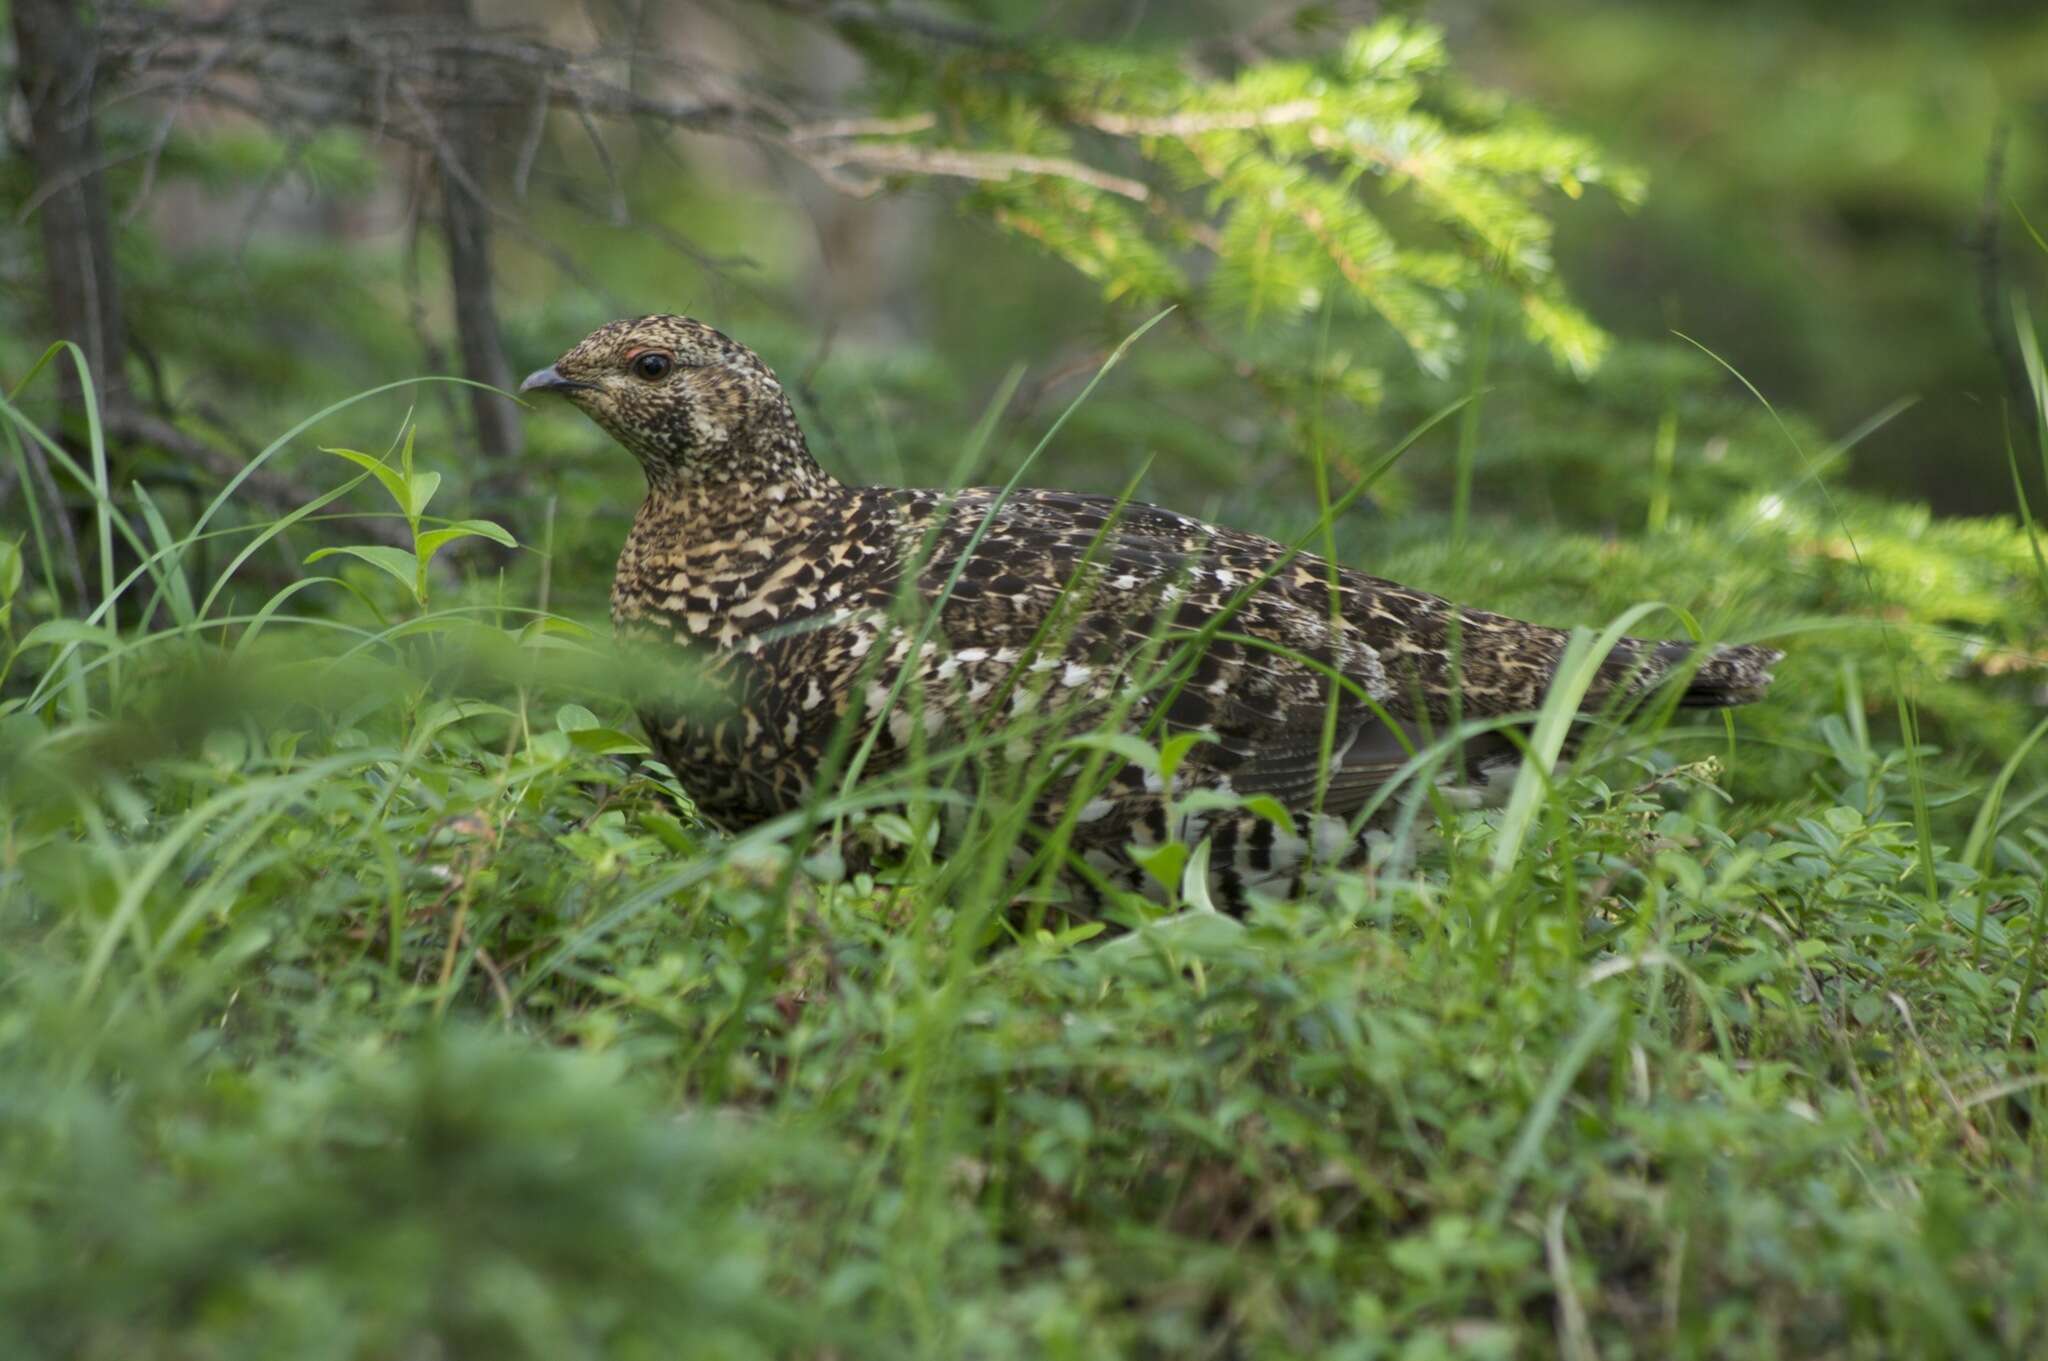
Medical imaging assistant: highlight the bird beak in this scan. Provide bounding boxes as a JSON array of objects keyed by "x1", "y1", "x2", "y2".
[{"x1": 520, "y1": 365, "x2": 591, "y2": 395}]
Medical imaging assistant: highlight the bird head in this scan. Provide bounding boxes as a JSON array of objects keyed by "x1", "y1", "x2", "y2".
[{"x1": 521, "y1": 314, "x2": 822, "y2": 494}]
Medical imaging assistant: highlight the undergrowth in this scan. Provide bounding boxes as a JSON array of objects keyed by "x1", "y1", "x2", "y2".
[{"x1": 3, "y1": 329, "x2": 2048, "y2": 1359}]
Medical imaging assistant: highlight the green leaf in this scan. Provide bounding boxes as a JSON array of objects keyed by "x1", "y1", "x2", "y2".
[
  {"x1": 1061, "y1": 731, "x2": 1162, "y2": 774},
  {"x1": 448, "y1": 517, "x2": 515, "y2": 547},
  {"x1": 525, "y1": 729, "x2": 574, "y2": 766},
  {"x1": 17, "y1": 618, "x2": 123, "y2": 651},
  {"x1": 1948, "y1": 895, "x2": 2011, "y2": 949},
  {"x1": 518, "y1": 617, "x2": 596, "y2": 644},
  {"x1": 416, "y1": 518, "x2": 518, "y2": 568},
  {"x1": 415, "y1": 697, "x2": 517, "y2": 741},
  {"x1": 1046, "y1": 920, "x2": 1108, "y2": 948},
  {"x1": 1180, "y1": 837, "x2": 1218, "y2": 913},
  {"x1": 305, "y1": 545, "x2": 421, "y2": 601},
  {"x1": 566, "y1": 728, "x2": 652, "y2": 757},
  {"x1": 1133, "y1": 839, "x2": 1190, "y2": 892},
  {"x1": 557, "y1": 703, "x2": 603, "y2": 732},
  {"x1": 1242, "y1": 794, "x2": 1296, "y2": 830},
  {"x1": 1157, "y1": 731, "x2": 1210, "y2": 782},
  {"x1": 1173, "y1": 788, "x2": 1294, "y2": 833},
  {"x1": 317, "y1": 447, "x2": 411, "y2": 515},
  {"x1": 1823, "y1": 805, "x2": 1865, "y2": 837},
  {"x1": 0, "y1": 537, "x2": 23, "y2": 603},
  {"x1": 407, "y1": 471, "x2": 442, "y2": 519},
  {"x1": 555, "y1": 705, "x2": 649, "y2": 754}
]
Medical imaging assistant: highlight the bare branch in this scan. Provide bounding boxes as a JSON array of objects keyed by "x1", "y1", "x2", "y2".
[
  {"x1": 799, "y1": 142, "x2": 1152, "y2": 201},
  {"x1": 119, "y1": 42, "x2": 230, "y2": 226},
  {"x1": 759, "y1": 1, "x2": 1006, "y2": 50},
  {"x1": 569, "y1": 84, "x2": 629, "y2": 225},
  {"x1": 512, "y1": 67, "x2": 552, "y2": 202},
  {"x1": 1079, "y1": 99, "x2": 1322, "y2": 137},
  {"x1": 88, "y1": 4, "x2": 1155, "y2": 213},
  {"x1": 789, "y1": 113, "x2": 939, "y2": 142}
]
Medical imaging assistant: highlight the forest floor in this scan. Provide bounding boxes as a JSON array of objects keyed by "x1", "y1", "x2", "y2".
[{"x1": 4, "y1": 369, "x2": 2048, "y2": 1360}]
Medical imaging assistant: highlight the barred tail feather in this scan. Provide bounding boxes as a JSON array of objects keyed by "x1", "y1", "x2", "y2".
[{"x1": 1643, "y1": 640, "x2": 1784, "y2": 709}]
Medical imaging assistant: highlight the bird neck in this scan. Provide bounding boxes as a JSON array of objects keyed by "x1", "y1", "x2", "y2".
[
  {"x1": 635, "y1": 404, "x2": 845, "y2": 555},
  {"x1": 640, "y1": 393, "x2": 843, "y2": 518}
]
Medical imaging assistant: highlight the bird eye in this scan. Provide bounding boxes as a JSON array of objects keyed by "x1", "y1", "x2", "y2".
[{"x1": 631, "y1": 352, "x2": 673, "y2": 381}]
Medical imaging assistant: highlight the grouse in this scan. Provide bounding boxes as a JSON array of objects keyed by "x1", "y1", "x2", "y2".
[{"x1": 522, "y1": 315, "x2": 1780, "y2": 907}]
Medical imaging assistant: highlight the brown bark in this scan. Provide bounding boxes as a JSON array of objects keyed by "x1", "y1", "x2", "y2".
[
  {"x1": 440, "y1": 121, "x2": 524, "y2": 462},
  {"x1": 387, "y1": 0, "x2": 523, "y2": 462},
  {"x1": 11, "y1": 0, "x2": 129, "y2": 401}
]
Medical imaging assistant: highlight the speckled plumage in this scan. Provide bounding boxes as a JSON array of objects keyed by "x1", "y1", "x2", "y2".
[{"x1": 523, "y1": 315, "x2": 1781, "y2": 907}]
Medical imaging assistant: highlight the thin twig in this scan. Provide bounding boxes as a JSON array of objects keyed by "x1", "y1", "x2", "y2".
[
  {"x1": 1079, "y1": 99, "x2": 1321, "y2": 136},
  {"x1": 799, "y1": 141, "x2": 1151, "y2": 201}
]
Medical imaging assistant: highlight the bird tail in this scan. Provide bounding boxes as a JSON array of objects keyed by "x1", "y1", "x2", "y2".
[{"x1": 1636, "y1": 639, "x2": 1783, "y2": 709}]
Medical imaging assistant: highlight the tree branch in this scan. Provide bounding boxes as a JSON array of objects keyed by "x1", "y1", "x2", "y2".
[
  {"x1": 796, "y1": 142, "x2": 1152, "y2": 201},
  {"x1": 1078, "y1": 99, "x2": 1322, "y2": 137}
]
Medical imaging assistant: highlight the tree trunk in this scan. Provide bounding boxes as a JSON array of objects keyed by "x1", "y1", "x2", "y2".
[
  {"x1": 11, "y1": 0, "x2": 129, "y2": 402},
  {"x1": 441, "y1": 135, "x2": 524, "y2": 461},
  {"x1": 421, "y1": 0, "x2": 522, "y2": 463}
]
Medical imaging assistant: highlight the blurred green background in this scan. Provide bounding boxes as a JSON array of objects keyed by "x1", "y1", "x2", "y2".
[{"x1": 1459, "y1": 0, "x2": 2048, "y2": 515}]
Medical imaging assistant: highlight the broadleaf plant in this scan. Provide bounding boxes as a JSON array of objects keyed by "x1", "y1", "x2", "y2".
[{"x1": 308, "y1": 426, "x2": 516, "y2": 607}]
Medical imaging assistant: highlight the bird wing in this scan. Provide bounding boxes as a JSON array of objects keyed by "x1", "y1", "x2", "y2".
[
  {"x1": 898, "y1": 488, "x2": 1490, "y2": 819},
  {"x1": 896, "y1": 487, "x2": 1773, "y2": 822}
]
